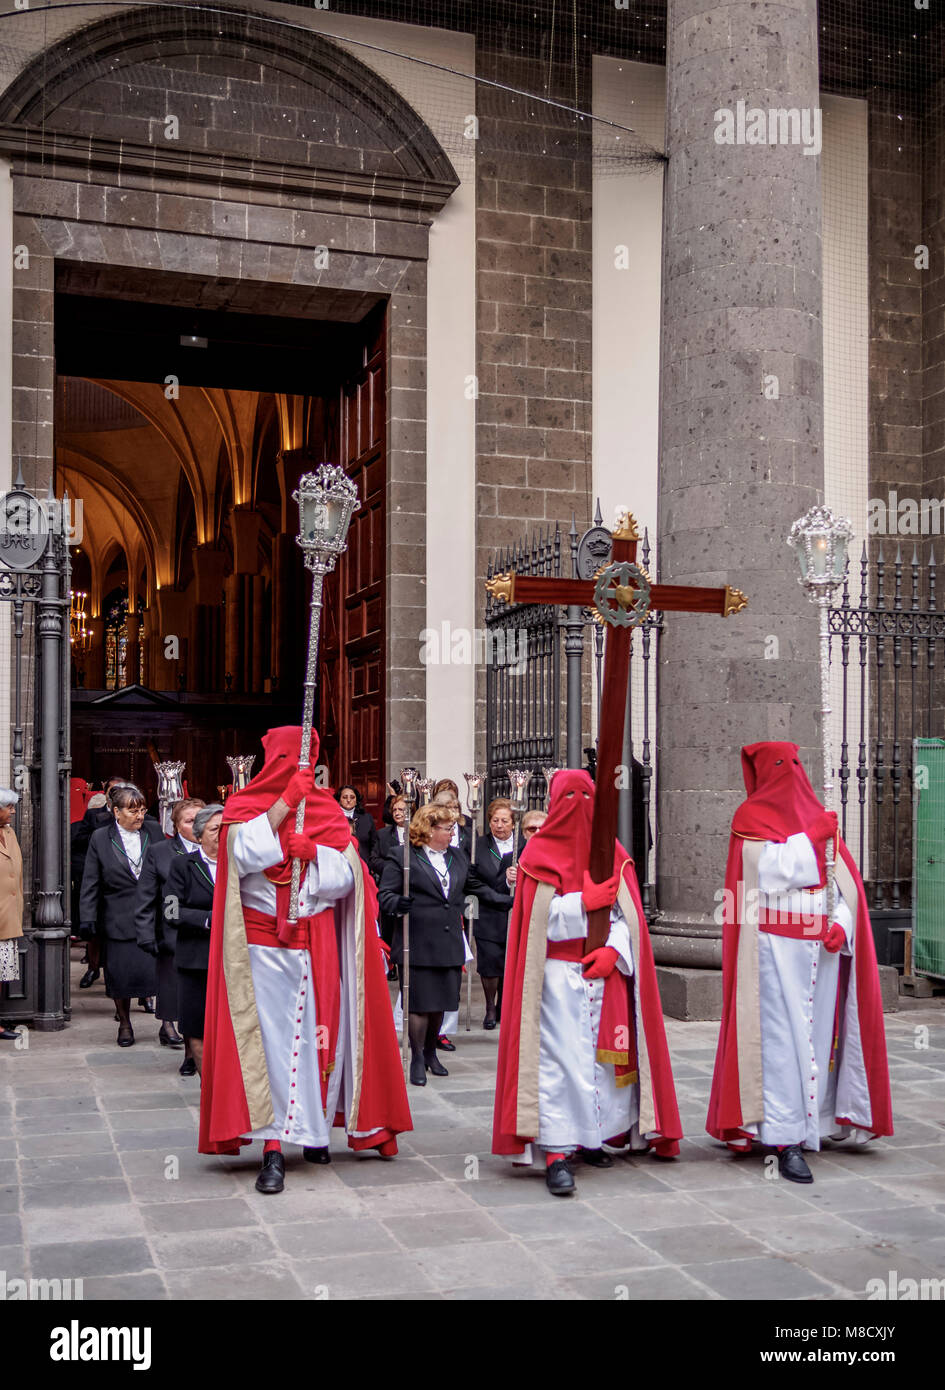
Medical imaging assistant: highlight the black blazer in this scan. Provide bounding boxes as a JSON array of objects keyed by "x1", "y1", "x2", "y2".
[
  {"x1": 472, "y1": 835, "x2": 515, "y2": 944},
  {"x1": 134, "y1": 835, "x2": 193, "y2": 955},
  {"x1": 371, "y1": 824, "x2": 407, "y2": 883},
  {"x1": 343, "y1": 808, "x2": 378, "y2": 863},
  {"x1": 79, "y1": 818, "x2": 165, "y2": 942},
  {"x1": 449, "y1": 821, "x2": 473, "y2": 857},
  {"x1": 378, "y1": 846, "x2": 512, "y2": 969},
  {"x1": 164, "y1": 852, "x2": 216, "y2": 972}
]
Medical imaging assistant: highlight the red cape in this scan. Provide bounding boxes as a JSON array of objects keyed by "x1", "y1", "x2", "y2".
[
  {"x1": 493, "y1": 849, "x2": 682, "y2": 1157},
  {"x1": 707, "y1": 745, "x2": 892, "y2": 1143},
  {"x1": 198, "y1": 728, "x2": 410, "y2": 1156}
]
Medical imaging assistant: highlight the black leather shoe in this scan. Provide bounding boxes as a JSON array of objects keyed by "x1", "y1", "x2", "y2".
[
  {"x1": 78, "y1": 968, "x2": 100, "y2": 989},
  {"x1": 159, "y1": 1023, "x2": 184, "y2": 1048},
  {"x1": 483, "y1": 1016, "x2": 497, "y2": 1030},
  {"x1": 424, "y1": 1050, "x2": 448, "y2": 1077},
  {"x1": 303, "y1": 1146, "x2": 332, "y2": 1164},
  {"x1": 387, "y1": 967, "x2": 399, "y2": 982},
  {"x1": 138, "y1": 997, "x2": 155, "y2": 1014},
  {"x1": 437, "y1": 1035, "x2": 456, "y2": 1052},
  {"x1": 178, "y1": 1057, "x2": 196, "y2": 1076},
  {"x1": 579, "y1": 1147, "x2": 615, "y2": 1168},
  {"x1": 777, "y1": 1145, "x2": 814, "y2": 1184},
  {"x1": 117, "y1": 1023, "x2": 135, "y2": 1047},
  {"x1": 255, "y1": 1151, "x2": 285, "y2": 1194},
  {"x1": 409, "y1": 1053, "x2": 427, "y2": 1086},
  {"x1": 545, "y1": 1158, "x2": 576, "y2": 1196},
  {"x1": 0, "y1": 1027, "x2": 19, "y2": 1041}
]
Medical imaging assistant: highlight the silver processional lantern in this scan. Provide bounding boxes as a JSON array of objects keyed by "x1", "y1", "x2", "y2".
[
  {"x1": 787, "y1": 503, "x2": 853, "y2": 925},
  {"x1": 287, "y1": 465, "x2": 361, "y2": 922},
  {"x1": 155, "y1": 761, "x2": 185, "y2": 837},
  {"x1": 226, "y1": 754, "x2": 255, "y2": 791}
]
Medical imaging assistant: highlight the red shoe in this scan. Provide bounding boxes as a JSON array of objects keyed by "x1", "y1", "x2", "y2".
[{"x1": 437, "y1": 1034, "x2": 456, "y2": 1052}]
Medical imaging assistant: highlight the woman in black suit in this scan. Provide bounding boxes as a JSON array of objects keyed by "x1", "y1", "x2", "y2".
[
  {"x1": 135, "y1": 796, "x2": 206, "y2": 1067},
  {"x1": 471, "y1": 797, "x2": 517, "y2": 1030},
  {"x1": 378, "y1": 803, "x2": 513, "y2": 1086},
  {"x1": 371, "y1": 793, "x2": 408, "y2": 980},
  {"x1": 336, "y1": 784, "x2": 378, "y2": 863},
  {"x1": 165, "y1": 803, "x2": 223, "y2": 1076},
  {"x1": 79, "y1": 784, "x2": 163, "y2": 1047}
]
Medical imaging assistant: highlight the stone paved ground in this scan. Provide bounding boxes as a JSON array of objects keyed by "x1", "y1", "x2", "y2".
[{"x1": 2, "y1": 955, "x2": 944, "y2": 1301}]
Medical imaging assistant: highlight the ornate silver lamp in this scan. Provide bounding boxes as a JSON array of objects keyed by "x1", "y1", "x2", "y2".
[
  {"x1": 226, "y1": 754, "x2": 255, "y2": 792},
  {"x1": 155, "y1": 760, "x2": 185, "y2": 837},
  {"x1": 288, "y1": 465, "x2": 361, "y2": 922},
  {"x1": 787, "y1": 504, "x2": 853, "y2": 922},
  {"x1": 507, "y1": 767, "x2": 533, "y2": 861},
  {"x1": 541, "y1": 765, "x2": 562, "y2": 807},
  {"x1": 415, "y1": 777, "x2": 435, "y2": 807}
]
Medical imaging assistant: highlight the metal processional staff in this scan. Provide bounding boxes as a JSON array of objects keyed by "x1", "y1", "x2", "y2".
[{"x1": 287, "y1": 466, "x2": 361, "y2": 923}]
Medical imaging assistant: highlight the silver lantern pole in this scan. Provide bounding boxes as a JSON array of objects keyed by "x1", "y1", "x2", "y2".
[
  {"x1": 399, "y1": 766, "x2": 419, "y2": 1067},
  {"x1": 156, "y1": 761, "x2": 185, "y2": 838},
  {"x1": 787, "y1": 505, "x2": 853, "y2": 925},
  {"x1": 288, "y1": 466, "x2": 361, "y2": 923},
  {"x1": 462, "y1": 771, "x2": 484, "y2": 1032}
]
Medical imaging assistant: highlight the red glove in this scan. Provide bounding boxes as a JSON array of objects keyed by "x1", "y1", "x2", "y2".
[
  {"x1": 286, "y1": 832, "x2": 317, "y2": 862},
  {"x1": 582, "y1": 870, "x2": 620, "y2": 912},
  {"x1": 823, "y1": 923, "x2": 845, "y2": 953},
  {"x1": 807, "y1": 810, "x2": 838, "y2": 846},
  {"x1": 581, "y1": 945, "x2": 619, "y2": 979},
  {"x1": 283, "y1": 768, "x2": 317, "y2": 811}
]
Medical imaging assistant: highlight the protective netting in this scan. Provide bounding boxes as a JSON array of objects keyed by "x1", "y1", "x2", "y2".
[{"x1": 0, "y1": 0, "x2": 668, "y2": 175}]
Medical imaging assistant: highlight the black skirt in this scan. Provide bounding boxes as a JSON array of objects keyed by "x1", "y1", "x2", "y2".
[
  {"x1": 407, "y1": 965, "x2": 461, "y2": 1014},
  {"x1": 155, "y1": 952, "x2": 178, "y2": 1021},
  {"x1": 102, "y1": 938, "x2": 157, "y2": 1000},
  {"x1": 474, "y1": 935, "x2": 506, "y2": 979},
  {"x1": 177, "y1": 967, "x2": 209, "y2": 1039}
]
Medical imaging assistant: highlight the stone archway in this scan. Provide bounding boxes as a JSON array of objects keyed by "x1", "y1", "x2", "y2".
[{"x1": 0, "y1": 4, "x2": 459, "y2": 797}]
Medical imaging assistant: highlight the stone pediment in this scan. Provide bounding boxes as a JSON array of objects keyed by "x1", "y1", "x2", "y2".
[
  {"x1": 89, "y1": 684, "x2": 180, "y2": 708},
  {"x1": 0, "y1": 5, "x2": 458, "y2": 220}
]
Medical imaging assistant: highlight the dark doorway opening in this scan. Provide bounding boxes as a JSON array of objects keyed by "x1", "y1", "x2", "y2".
[{"x1": 56, "y1": 272, "x2": 388, "y2": 818}]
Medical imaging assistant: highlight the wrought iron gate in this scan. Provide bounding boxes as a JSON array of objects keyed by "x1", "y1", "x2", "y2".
[
  {"x1": 829, "y1": 540, "x2": 945, "y2": 918},
  {"x1": 0, "y1": 475, "x2": 72, "y2": 1030}
]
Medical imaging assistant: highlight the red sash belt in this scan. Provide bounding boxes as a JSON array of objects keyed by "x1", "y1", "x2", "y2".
[
  {"x1": 546, "y1": 937, "x2": 586, "y2": 962},
  {"x1": 758, "y1": 910, "x2": 828, "y2": 941},
  {"x1": 544, "y1": 936, "x2": 637, "y2": 1084},
  {"x1": 242, "y1": 906, "x2": 316, "y2": 950},
  {"x1": 241, "y1": 905, "x2": 341, "y2": 1107}
]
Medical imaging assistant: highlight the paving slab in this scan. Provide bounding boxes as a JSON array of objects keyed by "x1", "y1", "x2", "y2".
[{"x1": 1, "y1": 967, "x2": 943, "y2": 1300}]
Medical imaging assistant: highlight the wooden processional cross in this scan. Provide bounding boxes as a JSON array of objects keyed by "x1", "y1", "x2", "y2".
[{"x1": 485, "y1": 508, "x2": 748, "y2": 951}]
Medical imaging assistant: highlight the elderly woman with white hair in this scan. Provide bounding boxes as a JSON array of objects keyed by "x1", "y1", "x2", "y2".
[
  {"x1": 164, "y1": 803, "x2": 224, "y2": 1075},
  {"x1": 0, "y1": 788, "x2": 23, "y2": 1040}
]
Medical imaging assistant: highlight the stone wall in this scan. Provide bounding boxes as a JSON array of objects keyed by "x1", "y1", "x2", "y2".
[{"x1": 473, "y1": 50, "x2": 594, "y2": 761}]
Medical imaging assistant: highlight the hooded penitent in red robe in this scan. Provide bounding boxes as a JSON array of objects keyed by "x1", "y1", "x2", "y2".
[
  {"x1": 198, "y1": 726, "x2": 411, "y2": 1156},
  {"x1": 493, "y1": 769, "x2": 681, "y2": 1157},
  {"x1": 706, "y1": 741, "x2": 892, "y2": 1144}
]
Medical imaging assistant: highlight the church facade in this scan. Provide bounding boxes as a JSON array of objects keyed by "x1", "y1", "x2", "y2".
[{"x1": 0, "y1": 0, "x2": 938, "y2": 1012}]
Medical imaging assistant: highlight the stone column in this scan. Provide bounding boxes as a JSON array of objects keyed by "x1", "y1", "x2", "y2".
[{"x1": 655, "y1": 0, "x2": 825, "y2": 1014}]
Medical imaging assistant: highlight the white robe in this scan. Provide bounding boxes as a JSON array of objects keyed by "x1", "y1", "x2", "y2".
[
  {"x1": 228, "y1": 812, "x2": 354, "y2": 1148},
  {"x1": 528, "y1": 893, "x2": 639, "y2": 1155},
  {"x1": 746, "y1": 831, "x2": 859, "y2": 1150}
]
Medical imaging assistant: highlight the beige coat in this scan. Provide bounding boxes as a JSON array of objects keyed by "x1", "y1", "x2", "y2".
[{"x1": 0, "y1": 827, "x2": 24, "y2": 940}]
